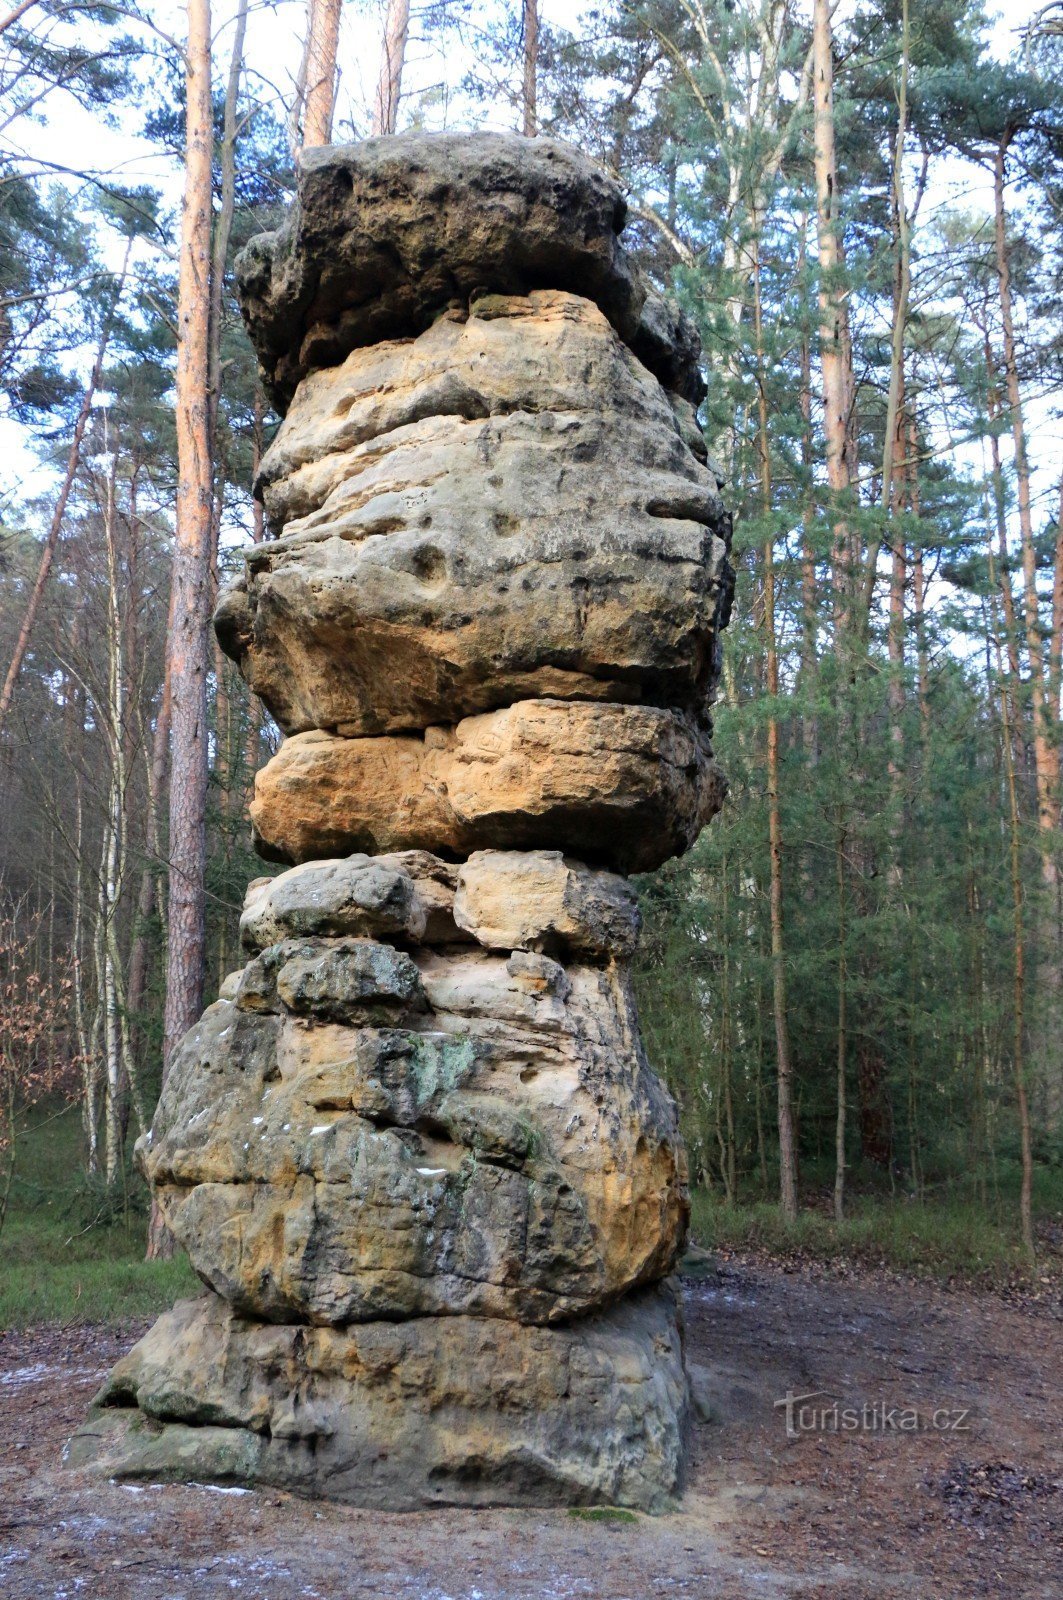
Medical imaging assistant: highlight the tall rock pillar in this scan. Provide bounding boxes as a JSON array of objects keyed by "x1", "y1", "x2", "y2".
[{"x1": 70, "y1": 134, "x2": 733, "y2": 1511}]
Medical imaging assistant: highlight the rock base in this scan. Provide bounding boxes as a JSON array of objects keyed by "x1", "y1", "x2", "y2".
[{"x1": 68, "y1": 1284, "x2": 691, "y2": 1512}]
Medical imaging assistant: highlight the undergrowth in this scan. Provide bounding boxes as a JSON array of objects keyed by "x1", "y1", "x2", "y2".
[{"x1": 0, "y1": 1104, "x2": 198, "y2": 1329}]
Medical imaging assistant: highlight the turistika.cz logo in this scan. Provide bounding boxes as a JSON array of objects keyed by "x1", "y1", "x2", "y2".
[{"x1": 774, "y1": 1389, "x2": 973, "y2": 1439}]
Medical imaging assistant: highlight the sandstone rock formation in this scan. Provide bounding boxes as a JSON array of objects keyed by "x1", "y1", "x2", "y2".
[
  {"x1": 215, "y1": 291, "x2": 731, "y2": 738},
  {"x1": 70, "y1": 1282, "x2": 690, "y2": 1512},
  {"x1": 71, "y1": 132, "x2": 732, "y2": 1512},
  {"x1": 235, "y1": 132, "x2": 705, "y2": 411},
  {"x1": 249, "y1": 701, "x2": 727, "y2": 872}
]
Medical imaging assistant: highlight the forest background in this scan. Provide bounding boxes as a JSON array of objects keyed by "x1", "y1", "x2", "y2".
[{"x1": 1, "y1": 0, "x2": 1062, "y2": 1326}]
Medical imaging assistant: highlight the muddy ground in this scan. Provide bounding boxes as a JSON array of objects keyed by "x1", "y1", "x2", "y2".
[{"x1": 1, "y1": 1257, "x2": 1059, "y2": 1599}]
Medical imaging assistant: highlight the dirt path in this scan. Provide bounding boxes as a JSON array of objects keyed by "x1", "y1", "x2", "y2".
[{"x1": 1, "y1": 1260, "x2": 1059, "y2": 1599}]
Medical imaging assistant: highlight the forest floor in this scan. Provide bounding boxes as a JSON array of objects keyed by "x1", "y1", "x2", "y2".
[{"x1": 1, "y1": 1253, "x2": 1060, "y2": 1600}]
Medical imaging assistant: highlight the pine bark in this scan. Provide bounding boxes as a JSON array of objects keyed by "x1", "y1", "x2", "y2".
[
  {"x1": 301, "y1": 0, "x2": 341, "y2": 148},
  {"x1": 522, "y1": 0, "x2": 538, "y2": 137},
  {"x1": 372, "y1": 0, "x2": 410, "y2": 137},
  {"x1": 155, "y1": 0, "x2": 214, "y2": 1260},
  {"x1": 754, "y1": 236, "x2": 797, "y2": 1222},
  {"x1": 994, "y1": 138, "x2": 1063, "y2": 1131},
  {"x1": 812, "y1": 0, "x2": 855, "y2": 629}
]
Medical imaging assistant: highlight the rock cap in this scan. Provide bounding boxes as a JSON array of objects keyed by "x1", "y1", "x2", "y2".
[{"x1": 236, "y1": 131, "x2": 705, "y2": 411}]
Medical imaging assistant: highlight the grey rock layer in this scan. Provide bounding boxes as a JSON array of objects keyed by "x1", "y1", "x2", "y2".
[
  {"x1": 140, "y1": 937, "x2": 688, "y2": 1326},
  {"x1": 69, "y1": 1284, "x2": 690, "y2": 1511},
  {"x1": 240, "y1": 856, "x2": 428, "y2": 951},
  {"x1": 235, "y1": 132, "x2": 704, "y2": 411},
  {"x1": 453, "y1": 849, "x2": 641, "y2": 960}
]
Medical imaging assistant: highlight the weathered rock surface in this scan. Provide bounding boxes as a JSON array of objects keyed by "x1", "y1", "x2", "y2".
[
  {"x1": 71, "y1": 1283, "x2": 690, "y2": 1511},
  {"x1": 215, "y1": 293, "x2": 731, "y2": 738},
  {"x1": 233, "y1": 936, "x2": 426, "y2": 1024},
  {"x1": 250, "y1": 699, "x2": 727, "y2": 873},
  {"x1": 376, "y1": 850, "x2": 469, "y2": 944},
  {"x1": 235, "y1": 131, "x2": 704, "y2": 412},
  {"x1": 140, "y1": 936, "x2": 687, "y2": 1325},
  {"x1": 240, "y1": 856, "x2": 426, "y2": 950},
  {"x1": 454, "y1": 850, "x2": 641, "y2": 960}
]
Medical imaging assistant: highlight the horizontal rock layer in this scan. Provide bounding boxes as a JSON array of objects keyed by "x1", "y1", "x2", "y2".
[
  {"x1": 215, "y1": 293, "x2": 731, "y2": 739},
  {"x1": 250, "y1": 699, "x2": 727, "y2": 874},
  {"x1": 70, "y1": 1284, "x2": 690, "y2": 1511},
  {"x1": 240, "y1": 848, "x2": 639, "y2": 963},
  {"x1": 143, "y1": 929, "x2": 687, "y2": 1326},
  {"x1": 453, "y1": 850, "x2": 641, "y2": 960},
  {"x1": 236, "y1": 132, "x2": 703, "y2": 412}
]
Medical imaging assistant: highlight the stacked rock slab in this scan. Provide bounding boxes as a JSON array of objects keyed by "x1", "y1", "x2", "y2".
[{"x1": 70, "y1": 133, "x2": 733, "y2": 1511}]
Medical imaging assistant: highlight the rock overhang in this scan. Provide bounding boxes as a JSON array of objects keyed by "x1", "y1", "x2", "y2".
[{"x1": 236, "y1": 130, "x2": 706, "y2": 413}]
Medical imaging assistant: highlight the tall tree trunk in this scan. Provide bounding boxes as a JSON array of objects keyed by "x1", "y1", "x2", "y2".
[
  {"x1": 994, "y1": 142, "x2": 1060, "y2": 844},
  {"x1": 72, "y1": 790, "x2": 101, "y2": 1176},
  {"x1": 522, "y1": 0, "x2": 538, "y2": 136},
  {"x1": 127, "y1": 592, "x2": 173, "y2": 1095},
  {"x1": 207, "y1": 0, "x2": 247, "y2": 488},
  {"x1": 994, "y1": 137, "x2": 1062, "y2": 1131},
  {"x1": 883, "y1": 0, "x2": 911, "y2": 869},
  {"x1": 1049, "y1": 469, "x2": 1063, "y2": 722},
  {"x1": 753, "y1": 236, "x2": 797, "y2": 1222},
  {"x1": 984, "y1": 356, "x2": 1025, "y2": 691},
  {"x1": 907, "y1": 418, "x2": 931, "y2": 743},
  {"x1": 812, "y1": 0, "x2": 855, "y2": 633},
  {"x1": 796, "y1": 216, "x2": 818, "y2": 754},
  {"x1": 372, "y1": 0, "x2": 410, "y2": 137},
  {"x1": 986, "y1": 541, "x2": 1036, "y2": 1259},
  {"x1": 813, "y1": 0, "x2": 891, "y2": 1165},
  {"x1": 301, "y1": 0, "x2": 341, "y2": 148},
  {"x1": 100, "y1": 444, "x2": 135, "y2": 1181},
  {"x1": 154, "y1": 0, "x2": 214, "y2": 1258},
  {"x1": 880, "y1": 0, "x2": 910, "y2": 516}
]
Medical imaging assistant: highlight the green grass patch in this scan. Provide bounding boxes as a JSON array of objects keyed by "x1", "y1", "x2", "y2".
[
  {"x1": 690, "y1": 1170, "x2": 1063, "y2": 1282},
  {"x1": 568, "y1": 1507, "x2": 638, "y2": 1524},
  {"x1": 0, "y1": 1103, "x2": 198, "y2": 1329}
]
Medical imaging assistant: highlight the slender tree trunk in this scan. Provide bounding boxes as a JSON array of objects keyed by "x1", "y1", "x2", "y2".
[
  {"x1": 154, "y1": 0, "x2": 214, "y2": 1258},
  {"x1": 522, "y1": 0, "x2": 538, "y2": 136},
  {"x1": 73, "y1": 790, "x2": 101, "y2": 1177},
  {"x1": 126, "y1": 656, "x2": 170, "y2": 1034},
  {"x1": 967, "y1": 849, "x2": 989, "y2": 1208},
  {"x1": 100, "y1": 446, "x2": 130, "y2": 1183},
  {"x1": 301, "y1": 0, "x2": 341, "y2": 148},
  {"x1": 371, "y1": 0, "x2": 410, "y2": 137},
  {"x1": 207, "y1": 0, "x2": 247, "y2": 489},
  {"x1": 984, "y1": 360, "x2": 1025, "y2": 691},
  {"x1": 1049, "y1": 470, "x2": 1063, "y2": 722},
  {"x1": 812, "y1": 0, "x2": 855, "y2": 631},
  {"x1": 994, "y1": 143, "x2": 1060, "y2": 843},
  {"x1": 994, "y1": 138, "x2": 1062, "y2": 1131},
  {"x1": 908, "y1": 419, "x2": 931, "y2": 742},
  {"x1": 0, "y1": 314, "x2": 115, "y2": 736},
  {"x1": 883, "y1": 0, "x2": 911, "y2": 870},
  {"x1": 835, "y1": 813, "x2": 847, "y2": 1221},
  {"x1": 796, "y1": 213, "x2": 819, "y2": 760},
  {"x1": 986, "y1": 505, "x2": 1036, "y2": 1256},
  {"x1": 753, "y1": 237, "x2": 797, "y2": 1223}
]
